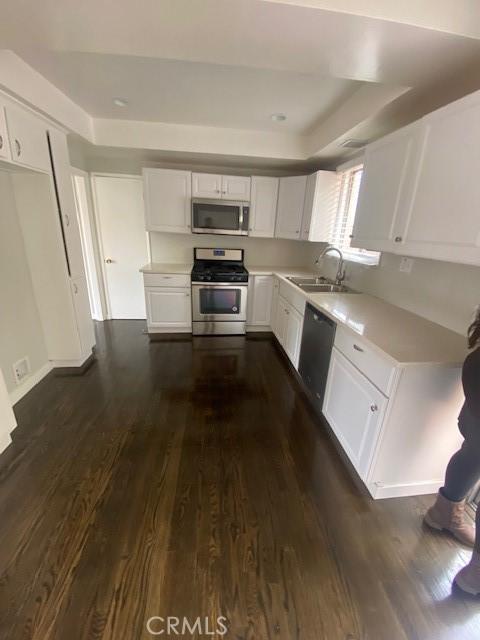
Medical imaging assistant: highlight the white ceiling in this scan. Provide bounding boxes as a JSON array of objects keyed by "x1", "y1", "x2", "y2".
[
  {"x1": 2, "y1": 0, "x2": 480, "y2": 165},
  {"x1": 14, "y1": 51, "x2": 360, "y2": 134}
]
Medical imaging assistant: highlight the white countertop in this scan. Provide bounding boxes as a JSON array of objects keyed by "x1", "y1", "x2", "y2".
[
  {"x1": 247, "y1": 267, "x2": 466, "y2": 366},
  {"x1": 140, "y1": 262, "x2": 192, "y2": 274},
  {"x1": 303, "y1": 291, "x2": 467, "y2": 366},
  {"x1": 141, "y1": 262, "x2": 467, "y2": 365}
]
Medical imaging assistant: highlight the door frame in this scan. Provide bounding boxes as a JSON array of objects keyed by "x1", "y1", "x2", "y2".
[
  {"x1": 71, "y1": 168, "x2": 107, "y2": 320},
  {"x1": 90, "y1": 173, "x2": 150, "y2": 320}
]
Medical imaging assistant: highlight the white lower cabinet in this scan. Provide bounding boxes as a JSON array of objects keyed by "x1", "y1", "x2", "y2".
[
  {"x1": 323, "y1": 348, "x2": 388, "y2": 478},
  {"x1": 145, "y1": 282, "x2": 192, "y2": 332},
  {"x1": 321, "y1": 329, "x2": 464, "y2": 499},
  {"x1": 247, "y1": 275, "x2": 273, "y2": 327}
]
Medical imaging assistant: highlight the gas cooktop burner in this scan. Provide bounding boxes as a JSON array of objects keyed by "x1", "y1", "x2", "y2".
[{"x1": 191, "y1": 248, "x2": 249, "y2": 283}]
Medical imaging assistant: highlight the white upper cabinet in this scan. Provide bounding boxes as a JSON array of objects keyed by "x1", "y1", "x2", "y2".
[
  {"x1": 221, "y1": 175, "x2": 251, "y2": 201},
  {"x1": 247, "y1": 275, "x2": 274, "y2": 326},
  {"x1": 48, "y1": 128, "x2": 86, "y2": 279},
  {"x1": 352, "y1": 88, "x2": 480, "y2": 266},
  {"x1": 351, "y1": 122, "x2": 420, "y2": 253},
  {"x1": 0, "y1": 102, "x2": 10, "y2": 161},
  {"x1": 249, "y1": 176, "x2": 279, "y2": 237},
  {"x1": 192, "y1": 172, "x2": 223, "y2": 199},
  {"x1": 275, "y1": 175, "x2": 307, "y2": 240},
  {"x1": 4, "y1": 104, "x2": 50, "y2": 172},
  {"x1": 398, "y1": 92, "x2": 480, "y2": 265},
  {"x1": 301, "y1": 170, "x2": 341, "y2": 242},
  {"x1": 143, "y1": 168, "x2": 192, "y2": 234},
  {"x1": 192, "y1": 173, "x2": 250, "y2": 201}
]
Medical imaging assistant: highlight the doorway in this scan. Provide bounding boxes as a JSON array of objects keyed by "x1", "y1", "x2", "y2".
[{"x1": 91, "y1": 175, "x2": 149, "y2": 320}]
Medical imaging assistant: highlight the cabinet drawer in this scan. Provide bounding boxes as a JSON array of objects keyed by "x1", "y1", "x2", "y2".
[
  {"x1": 279, "y1": 279, "x2": 306, "y2": 315},
  {"x1": 334, "y1": 327, "x2": 396, "y2": 395},
  {"x1": 143, "y1": 273, "x2": 190, "y2": 288}
]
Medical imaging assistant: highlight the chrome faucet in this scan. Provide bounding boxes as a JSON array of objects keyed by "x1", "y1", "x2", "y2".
[{"x1": 315, "y1": 245, "x2": 346, "y2": 286}]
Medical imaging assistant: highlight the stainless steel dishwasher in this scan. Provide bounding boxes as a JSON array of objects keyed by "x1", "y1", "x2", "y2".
[{"x1": 298, "y1": 303, "x2": 336, "y2": 415}]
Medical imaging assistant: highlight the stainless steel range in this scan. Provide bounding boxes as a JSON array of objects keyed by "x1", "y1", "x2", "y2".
[{"x1": 191, "y1": 248, "x2": 249, "y2": 335}]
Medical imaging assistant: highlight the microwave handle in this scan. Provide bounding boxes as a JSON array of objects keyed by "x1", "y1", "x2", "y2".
[{"x1": 241, "y1": 206, "x2": 249, "y2": 232}]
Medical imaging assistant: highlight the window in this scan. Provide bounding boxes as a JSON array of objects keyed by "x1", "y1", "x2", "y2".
[{"x1": 331, "y1": 165, "x2": 380, "y2": 266}]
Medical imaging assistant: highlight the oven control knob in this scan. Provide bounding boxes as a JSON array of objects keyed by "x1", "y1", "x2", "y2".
[{"x1": 206, "y1": 275, "x2": 212, "y2": 281}]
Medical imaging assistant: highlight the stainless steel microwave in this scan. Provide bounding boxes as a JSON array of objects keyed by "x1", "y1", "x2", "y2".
[{"x1": 191, "y1": 199, "x2": 249, "y2": 236}]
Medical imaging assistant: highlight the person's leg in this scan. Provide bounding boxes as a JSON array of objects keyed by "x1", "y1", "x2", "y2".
[
  {"x1": 454, "y1": 505, "x2": 480, "y2": 595},
  {"x1": 442, "y1": 436, "x2": 480, "y2": 501},
  {"x1": 424, "y1": 422, "x2": 480, "y2": 547}
]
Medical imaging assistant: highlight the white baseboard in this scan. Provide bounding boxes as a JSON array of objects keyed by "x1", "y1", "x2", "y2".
[
  {"x1": 50, "y1": 354, "x2": 92, "y2": 368},
  {"x1": 147, "y1": 327, "x2": 191, "y2": 334},
  {"x1": 369, "y1": 480, "x2": 442, "y2": 499},
  {"x1": 246, "y1": 325, "x2": 272, "y2": 332},
  {"x1": 9, "y1": 361, "x2": 53, "y2": 406}
]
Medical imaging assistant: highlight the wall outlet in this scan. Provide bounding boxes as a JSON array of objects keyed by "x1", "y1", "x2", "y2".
[
  {"x1": 399, "y1": 257, "x2": 414, "y2": 274},
  {"x1": 13, "y1": 357, "x2": 31, "y2": 384}
]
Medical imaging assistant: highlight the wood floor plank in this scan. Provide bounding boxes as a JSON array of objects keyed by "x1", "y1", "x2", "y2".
[{"x1": 0, "y1": 321, "x2": 479, "y2": 639}]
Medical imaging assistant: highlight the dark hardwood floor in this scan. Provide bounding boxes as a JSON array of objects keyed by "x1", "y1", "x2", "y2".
[{"x1": 0, "y1": 320, "x2": 479, "y2": 640}]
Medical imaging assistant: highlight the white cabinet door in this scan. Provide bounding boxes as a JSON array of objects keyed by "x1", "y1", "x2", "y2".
[
  {"x1": 270, "y1": 277, "x2": 280, "y2": 334},
  {"x1": 351, "y1": 123, "x2": 420, "y2": 253},
  {"x1": 145, "y1": 287, "x2": 192, "y2": 329},
  {"x1": 249, "y1": 177, "x2": 278, "y2": 237},
  {"x1": 323, "y1": 348, "x2": 388, "y2": 479},
  {"x1": 48, "y1": 128, "x2": 86, "y2": 278},
  {"x1": 275, "y1": 175, "x2": 307, "y2": 240},
  {"x1": 5, "y1": 104, "x2": 50, "y2": 172},
  {"x1": 283, "y1": 303, "x2": 303, "y2": 369},
  {"x1": 143, "y1": 169, "x2": 192, "y2": 233},
  {"x1": 71, "y1": 275, "x2": 96, "y2": 354},
  {"x1": 0, "y1": 103, "x2": 10, "y2": 161},
  {"x1": 273, "y1": 295, "x2": 288, "y2": 344},
  {"x1": 399, "y1": 93, "x2": 480, "y2": 265},
  {"x1": 247, "y1": 276, "x2": 273, "y2": 326},
  {"x1": 222, "y1": 175, "x2": 251, "y2": 201},
  {"x1": 301, "y1": 171, "x2": 340, "y2": 242},
  {"x1": 192, "y1": 173, "x2": 223, "y2": 199}
]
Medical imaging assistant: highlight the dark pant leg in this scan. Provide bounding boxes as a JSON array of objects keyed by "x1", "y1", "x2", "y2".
[{"x1": 442, "y1": 417, "x2": 480, "y2": 502}]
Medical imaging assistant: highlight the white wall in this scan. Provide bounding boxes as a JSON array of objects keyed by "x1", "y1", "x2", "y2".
[
  {"x1": 0, "y1": 172, "x2": 49, "y2": 393},
  {"x1": 319, "y1": 251, "x2": 480, "y2": 336},
  {"x1": 149, "y1": 231, "x2": 323, "y2": 267}
]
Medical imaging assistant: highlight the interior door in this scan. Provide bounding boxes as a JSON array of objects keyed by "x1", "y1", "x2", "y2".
[{"x1": 93, "y1": 176, "x2": 149, "y2": 319}]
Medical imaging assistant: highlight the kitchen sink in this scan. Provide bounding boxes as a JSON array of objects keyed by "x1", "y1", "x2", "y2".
[{"x1": 286, "y1": 276, "x2": 356, "y2": 294}]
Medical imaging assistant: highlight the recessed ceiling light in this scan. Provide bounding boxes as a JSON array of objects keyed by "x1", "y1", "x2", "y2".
[
  {"x1": 113, "y1": 97, "x2": 128, "y2": 107},
  {"x1": 271, "y1": 113, "x2": 286, "y2": 122}
]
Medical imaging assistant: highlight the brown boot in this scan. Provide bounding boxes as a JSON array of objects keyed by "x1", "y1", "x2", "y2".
[
  {"x1": 455, "y1": 550, "x2": 480, "y2": 595},
  {"x1": 424, "y1": 491, "x2": 475, "y2": 547}
]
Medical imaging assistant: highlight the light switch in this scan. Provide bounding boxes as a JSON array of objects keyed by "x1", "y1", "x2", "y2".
[{"x1": 399, "y1": 257, "x2": 414, "y2": 273}]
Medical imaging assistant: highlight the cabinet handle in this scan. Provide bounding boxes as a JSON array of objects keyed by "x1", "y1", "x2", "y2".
[
  {"x1": 0, "y1": 134, "x2": 3, "y2": 150},
  {"x1": 65, "y1": 214, "x2": 70, "y2": 227},
  {"x1": 15, "y1": 139, "x2": 21, "y2": 157},
  {"x1": 105, "y1": 258, "x2": 113, "y2": 264},
  {"x1": 73, "y1": 283, "x2": 78, "y2": 294},
  {"x1": 185, "y1": 293, "x2": 190, "y2": 297},
  {"x1": 394, "y1": 236, "x2": 403, "y2": 243},
  {"x1": 370, "y1": 404, "x2": 378, "y2": 412},
  {"x1": 349, "y1": 234, "x2": 354, "y2": 239},
  {"x1": 353, "y1": 344, "x2": 364, "y2": 352},
  {"x1": 295, "y1": 229, "x2": 299, "y2": 234}
]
